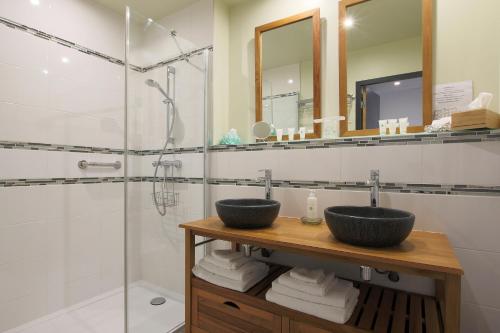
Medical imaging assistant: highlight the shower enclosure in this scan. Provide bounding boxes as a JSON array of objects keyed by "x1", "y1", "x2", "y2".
[
  {"x1": 125, "y1": 6, "x2": 210, "y2": 333},
  {"x1": 0, "y1": 1, "x2": 210, "y2": 333}
]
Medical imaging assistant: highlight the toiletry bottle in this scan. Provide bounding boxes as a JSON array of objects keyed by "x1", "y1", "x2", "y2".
[{"x1": 307, "y1": 190, "x2": 318, "y2": 219}]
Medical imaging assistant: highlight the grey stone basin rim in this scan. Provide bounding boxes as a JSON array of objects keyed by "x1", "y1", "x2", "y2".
[
  {"x1": 217, "y1": 199, "x2": 281, "y2": 208},
  {"x1": 325, "y1": 206, "x2": 415, "y2": 221}
]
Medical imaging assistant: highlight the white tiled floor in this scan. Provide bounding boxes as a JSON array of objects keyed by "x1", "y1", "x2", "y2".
[{"x1": 3, "y1": 285, "x2": 184, "y2": 333}]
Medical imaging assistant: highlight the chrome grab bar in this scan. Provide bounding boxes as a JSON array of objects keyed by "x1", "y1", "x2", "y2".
[{"x1": 78, "y1": 160, "x2": 121, "y2": 170}]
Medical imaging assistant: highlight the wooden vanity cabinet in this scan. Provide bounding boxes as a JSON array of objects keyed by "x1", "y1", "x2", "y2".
[{"x1": 182, "y1": 217, "x2": 463, "y2": 333}]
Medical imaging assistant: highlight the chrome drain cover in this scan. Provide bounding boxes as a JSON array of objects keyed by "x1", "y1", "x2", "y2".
[{"x1": 150, "y1": 297, "x2": 166, "y2": 306}]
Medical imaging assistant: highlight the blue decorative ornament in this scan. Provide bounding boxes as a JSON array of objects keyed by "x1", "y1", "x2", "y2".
[{"x1": 219, "y1": 129, "x2": 241, "y2": 145}]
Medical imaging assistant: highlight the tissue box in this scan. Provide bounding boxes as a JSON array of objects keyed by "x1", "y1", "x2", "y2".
[{"x1": 451, "y1": 109, "x2": 500, "y2": 130}]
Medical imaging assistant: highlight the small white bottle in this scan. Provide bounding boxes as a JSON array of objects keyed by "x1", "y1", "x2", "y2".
[{"x1": 306, "y1": 190, "x2": 318, "y2": 219}]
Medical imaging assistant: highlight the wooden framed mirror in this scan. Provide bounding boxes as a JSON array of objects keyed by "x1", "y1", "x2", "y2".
[
  {"x1": 339, "y1": 0, "x2": 433, "y2": 137},
  {"x1": 255, "y1": 9, "x2": 321, "y2": 140}
]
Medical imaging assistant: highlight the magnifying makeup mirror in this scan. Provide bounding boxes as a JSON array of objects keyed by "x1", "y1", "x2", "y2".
[{"x1": 253, "y1": 121, "x2": 272, "y2": 140}]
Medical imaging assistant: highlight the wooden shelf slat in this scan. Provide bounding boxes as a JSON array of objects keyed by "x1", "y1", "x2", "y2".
[
  {"x1": 373, "y1": 289, "x2": 395, "y2": 333},
  {"x1": 191, "y1": 263, "x2": 443, "y2": 333}
]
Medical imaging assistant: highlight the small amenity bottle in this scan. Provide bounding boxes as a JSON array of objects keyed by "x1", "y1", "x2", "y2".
[{"x1": 306, "y1": 190, "x2": 318, "y2": 219}]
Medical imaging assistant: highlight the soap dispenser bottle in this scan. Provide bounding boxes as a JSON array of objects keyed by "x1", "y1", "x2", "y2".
[{"x1": 306, "y1": 190, "x2": 318, "y2": 219}]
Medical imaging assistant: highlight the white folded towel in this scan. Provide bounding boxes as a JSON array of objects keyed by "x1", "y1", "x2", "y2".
[
  {"x1": 289, "y1": 267, "x2": 326, "y2": 284},
  {"x1": 272, "y1": 278, "x2": 359, "y2": 308},
  {"x1": 278, "y1": 271, "x2": 336, "y2": 296},
  {"x1": 266, "y1": 288, "x2": 357, "y2": 324},
  {"x1": 212, "y1": 249, "x2": 244, "y2": 262},
  {"x1": 204, "y1": 253, "x2": 252, "y2": 270},
  {"x1": 199, "y1": 257, "x2": 268, "y2": 281},
  {"x1": 192, "y1": 263, "x2": 269, "y2": 292}
]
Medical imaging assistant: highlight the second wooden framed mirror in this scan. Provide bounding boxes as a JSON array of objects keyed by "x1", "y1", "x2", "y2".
[{"x1": 339, "y1": 0, "x2": 433, "y2": 137}]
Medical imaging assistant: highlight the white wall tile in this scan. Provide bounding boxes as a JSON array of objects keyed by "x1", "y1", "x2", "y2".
[
  {"x1": 422, "y1": 142, "x2": 500, "y2": 186},
  {"x1": 273, "y1": 148, "x2": 342, "y2": 181},
  {"x1": 0, "y1": 0, "x2": 124, "y2": 60},
  {"x1": 341, "y1": 145, "x2": 423, "y2": 183},
  {"x1": 210, "y1": 150, "x2": 280, "y2": 179},
  {"x1": 461, "y1": 302, "x2": 500, "y2": 333},
  {"x1": 0, "y1": 185, "x2": 49, "y2": 227},
  {"x1": 0, "y1": 24, "x2": 49, "y2": 70},
  {"x1": 457, "y1": 248, "x2": 500, "y2": 309}
]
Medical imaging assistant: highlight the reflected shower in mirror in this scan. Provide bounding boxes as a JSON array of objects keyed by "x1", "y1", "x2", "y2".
[{"x1": 255, "y1": 9, "x2": 321, "y2": 140}]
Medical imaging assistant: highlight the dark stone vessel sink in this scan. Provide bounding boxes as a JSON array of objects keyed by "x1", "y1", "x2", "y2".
[
  {"x1": 215, "y1": 199, "x2": 281, "y2": 229},
  {"x1": 324, "y1": 206, "x2": 415, "y2": 247}
]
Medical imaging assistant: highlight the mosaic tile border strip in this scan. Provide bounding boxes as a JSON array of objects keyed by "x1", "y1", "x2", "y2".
[
  {"x1": 207, "y1": 178, "x2": 500, "y2": 197},
  {"x1": 0, "y1": 16, "x2": 212, "y2": 73},
  {"x1": 141, "y1": 46, "x2": 213, "y2": 72},
  {"x1": 2, "y1": 127, "x2": 500, "y2": 156},
  {"x1": 139, "y1": 147, "x2": 205, "y2": 155},
  {"x1": 0, "y1": 177, "x2": 139, "y2": 187},
  {"x1": 0, "y1": 141, "x2": 204, "y2": 155},
  {"x1": 0, "y1": 176, "x2": 203, "y2": 187},
  {"x1": 262, "y1": 91, "x2": 298, "y2": 101},
  {"x1": 0, "y1": 141, "x2": 126, "y2": 154},
  {"x1": 1, "y1": 175, "x2": 498, "y2": 196},
  {"x1": 210, "y1": 129, "x2": 500, "y2": 152},
  {"x1": 142, "y1": 177, "x2": 204, "y2": 184}
]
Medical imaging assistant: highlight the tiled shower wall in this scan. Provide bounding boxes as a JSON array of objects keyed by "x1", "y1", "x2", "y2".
[
  {"x1": 0, "y1": 1, "x2": 126, "y2": 331},
  {"x1": 208, "y1": 138, "x2": 500, "y2": 333}
]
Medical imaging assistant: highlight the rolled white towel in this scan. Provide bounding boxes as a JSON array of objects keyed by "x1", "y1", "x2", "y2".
[
  {"x1": 199, "y1": 257, "x2": 268, "y2": 281},
  {"x1": 289, "y1": 267, "x2": 326, "y2": 284},
  {"x1": 266, "y1": 288, "x2": 357, "y2": 324},
  {"x1": 205, "y1": 253, "x2": 252, "y2": 270},
  {"x1": 278, "y1": 271, "x2": 336, "y2": 297},
  {"x1": 192, "y1": 263, "x2": 269, "y2": 292},
  {"x1": 272, "y1": 278, "x2": 359, "y2": 308}
]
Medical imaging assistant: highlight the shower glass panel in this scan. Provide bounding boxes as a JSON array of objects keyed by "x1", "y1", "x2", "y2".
[
  {"x1": 0, "y1": 3, "x2": 125, "y2": 332},
  {"x1": 125, "y1": 7, "x2": 209, "y2": 333}
]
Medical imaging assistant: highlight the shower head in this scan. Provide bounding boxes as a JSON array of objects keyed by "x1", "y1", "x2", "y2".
[
  {"x1": 145, "y1": 79, "x2": 158, "y2": 88},
  {"x1": 145, "y1": 79, "x2": 172, "y2": 104}
]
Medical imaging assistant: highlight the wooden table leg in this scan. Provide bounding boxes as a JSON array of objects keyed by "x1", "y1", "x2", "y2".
[
  {"x1": 185, "y1": 229, "x2": 195, "y2": 333},
  {"x1": 443, "y1": 274, "x2": 461, "y2": 333}
]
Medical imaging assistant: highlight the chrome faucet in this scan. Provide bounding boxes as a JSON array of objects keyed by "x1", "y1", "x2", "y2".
[
  {"x1": 366, "y1": 170, "x2": 380, "y2": 207},
  {"x1": 258, "y1": 169, "x2": 273, "y2": 200}
]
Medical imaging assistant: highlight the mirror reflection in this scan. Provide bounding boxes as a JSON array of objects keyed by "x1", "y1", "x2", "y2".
[
  {"x1": 345, "y1": 0, "x2": 423, "y2": 131},
  {"x1": 261, "y1": 18, "x2": 314, "y2": 134}
]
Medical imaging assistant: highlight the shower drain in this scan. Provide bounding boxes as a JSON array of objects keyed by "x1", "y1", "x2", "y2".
[{"x1": 150, "y1": 297, "x2": 167, "y2": 306}]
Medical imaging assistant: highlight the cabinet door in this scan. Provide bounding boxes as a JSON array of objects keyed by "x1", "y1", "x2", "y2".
[{"x1": 192, "y1": 287, "x2": 281, "y2": 333}]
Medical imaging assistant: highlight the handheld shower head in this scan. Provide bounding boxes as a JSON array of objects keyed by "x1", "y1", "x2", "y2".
[
  {"x1": 145, "y1": 79, "x2": 173, "y2": 104},
  {"x1": 145, "y1": 79, "x2": 158, "y2": 88}
]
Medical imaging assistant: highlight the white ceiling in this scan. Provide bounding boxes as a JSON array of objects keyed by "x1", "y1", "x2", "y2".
[
  {"x1": 93, "y1": 0, "x2": 200, "y2": 19},
  {"x1": 94, "y1": 0, "x2": 250, "y2": 19},
  {"x1": 346, "y1": 0, "x2": 422, "y2": 51},
  {"x1": 369, "y1": 77, "x2": 422, "y2": 94},
  {"x1": 220, "y1": 0, "x2": 249, "y2": 6}
]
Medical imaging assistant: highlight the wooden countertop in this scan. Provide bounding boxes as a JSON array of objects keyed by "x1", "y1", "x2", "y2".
[{"x1": 180, "y1": 216, "x2": 463, "y2": 277}]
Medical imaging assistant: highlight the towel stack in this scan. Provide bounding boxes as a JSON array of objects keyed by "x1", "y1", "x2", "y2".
[
  {"x1": 266, "y1": 267, "x2": 359, "y2": 324},
  {"x1": 192, "y1": 249, "x2": 269, "y2": 292}
]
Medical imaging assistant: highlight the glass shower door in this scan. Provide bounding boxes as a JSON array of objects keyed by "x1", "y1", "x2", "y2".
[{"x1": 125, "y1": 7, "x2": 209, "y2": 333}]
